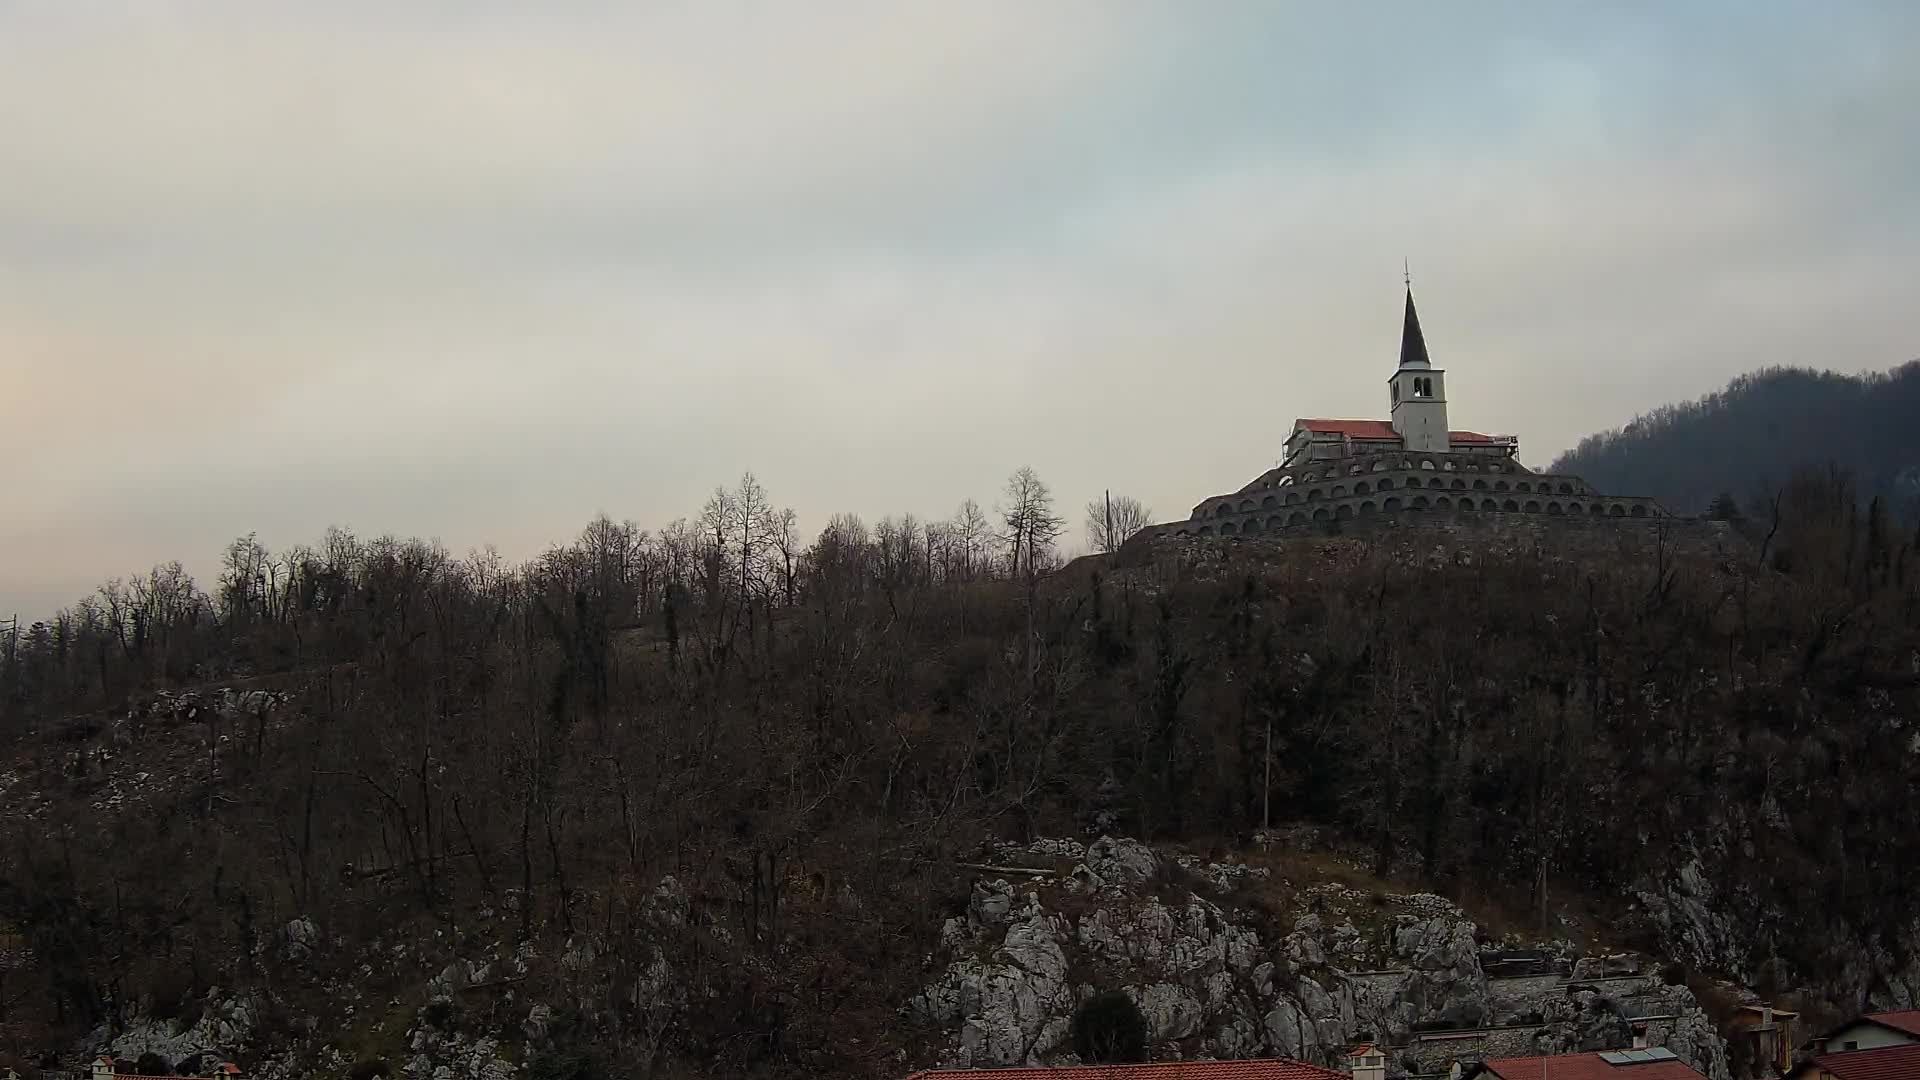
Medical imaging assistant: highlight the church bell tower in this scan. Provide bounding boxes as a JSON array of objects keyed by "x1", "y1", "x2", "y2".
[{"x1": 1388, "y1": 284, "x2": 1449, "y2": 453}]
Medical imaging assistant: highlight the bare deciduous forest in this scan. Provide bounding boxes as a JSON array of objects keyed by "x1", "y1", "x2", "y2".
[
  {"x1": 2, "y1": 463, "x2": 1917, "y2": 1078},
  {"x1": 1552, "y1": 361, "x2": 1920, "y2": 514}
]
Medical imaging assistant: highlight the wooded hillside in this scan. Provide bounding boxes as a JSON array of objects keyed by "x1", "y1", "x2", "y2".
[{"x1": 2, "y1": 466, "x2": 1917, "y2": 1078}]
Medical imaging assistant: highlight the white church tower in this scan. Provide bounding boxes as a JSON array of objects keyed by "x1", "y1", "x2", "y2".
[{"x1": 1387, "y1": 284, "x2": 1449, "y2": 453}]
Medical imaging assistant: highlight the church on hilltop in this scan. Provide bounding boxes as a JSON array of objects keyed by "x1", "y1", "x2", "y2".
[{"x1": 1144, "y1": 285, "x2": 1672, "y2": 542}]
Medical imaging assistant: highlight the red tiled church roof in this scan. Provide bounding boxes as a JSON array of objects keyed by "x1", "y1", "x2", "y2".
[
  {"x1": 1809, "y1": 1042, "x2": 1920, "y2": 1080},
  {"x1": 1295, "y1": 418, "x2": 1399, "y2": 439},
  {"x1": 1293, "y1": 418, "x2": 1501, "y2": 444},
  {"x1": 1480, "y1": 1051, "x2": 1706, "y2": 1080},
  {"x1": 903, "y1": 1059, "x2": 1346, "y2": 1080}
]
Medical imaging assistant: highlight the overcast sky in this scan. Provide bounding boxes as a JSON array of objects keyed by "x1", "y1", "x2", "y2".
[{"x1": 3, "y1": 2, "x2": 1916, "y2": 619}]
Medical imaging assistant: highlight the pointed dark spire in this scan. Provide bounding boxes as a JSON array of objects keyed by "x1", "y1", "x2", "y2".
[{"x1": 1399, "y1": 285, "x2": 1431, "y2": 369}]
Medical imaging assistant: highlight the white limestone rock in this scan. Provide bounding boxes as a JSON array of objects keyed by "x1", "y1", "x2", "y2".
[{"x1": 1083, "y1": 836, "x2": 1159, "y2": 890}]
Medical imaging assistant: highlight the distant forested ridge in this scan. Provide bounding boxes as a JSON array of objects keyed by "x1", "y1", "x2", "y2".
[{"x1": 1550, "y1": 361, "x2": 1920, "y2": 515}]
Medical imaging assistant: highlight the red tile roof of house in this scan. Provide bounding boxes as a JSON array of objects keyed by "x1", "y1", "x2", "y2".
[
  {"x1": 903, "y1": 1059, "x2": 1347, "y2": 1080},
  {"x1": 1480, "y1": 1051, "x2": 1706, "y2": 1080},
  {"x1": 1809, "y1": 1042, "x2": 1920, "y2": 1080},
  {"x1": 1863, "y1": 1009, "x2": 1920, "y2": 1037}
]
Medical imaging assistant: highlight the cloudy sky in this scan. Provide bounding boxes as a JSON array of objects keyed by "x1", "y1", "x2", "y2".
[{"x1": 3, "y1": 2, "x2": 1916, "y2": 618}]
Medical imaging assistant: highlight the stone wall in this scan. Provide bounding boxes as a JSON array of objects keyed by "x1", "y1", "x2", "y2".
[
  {"x1": 1142, "y1": 506, "x2": 1740, "y2": 562},
  {"x1": 1141, "y1": 448, "x2": 1686, "y2": 550}
]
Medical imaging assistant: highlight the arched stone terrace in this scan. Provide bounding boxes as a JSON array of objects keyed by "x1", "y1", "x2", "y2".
[{"x1": 1168, "y1": 451, "x2": 1666, "y2": 541}]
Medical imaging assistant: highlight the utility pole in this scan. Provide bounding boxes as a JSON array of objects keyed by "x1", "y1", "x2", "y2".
[
  {"x1": 1104, "y1": 490, "x2": 1113, "y2": 554},
  {"x1": 1262, "y1": 709, "x2": 1273, "y2": 839}
]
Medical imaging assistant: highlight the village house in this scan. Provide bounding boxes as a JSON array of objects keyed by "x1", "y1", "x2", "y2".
[
  {"x1": 903, "y1": 1055, "x2": 1354, "y2": 1080},
  {"x1": 1808, "y1": 1009, "x2": 1920, "y2": 1054},
  {"x1": 88, "y1": 1058, "x2": 241, "y2": 1080},
  {"x1": 1784, "y1": 1041, "x2": 1920, "y2": 1080},
  {"x1": 1725, "y1": 1003, "x2": 1800, "y2": 1077},
  {"x1": 1453, "y1": 1049, "x2": 1708, "y2": 1080}
]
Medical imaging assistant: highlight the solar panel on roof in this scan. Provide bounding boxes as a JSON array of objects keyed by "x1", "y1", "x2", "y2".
[{"x1": 1598, "y1": 1048, "x2": 1679, "y2": 1066}]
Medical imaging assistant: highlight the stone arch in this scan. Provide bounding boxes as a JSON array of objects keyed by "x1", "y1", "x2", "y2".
[
  {"x1": 1547, "y1": 502, "x2": 1564, "y2": 515},
  {"x1": 1473, "y1": 478, "x2": 1489, "y2": 490},
  {"x1": 1452, "y1": 478, "x2": 1467, "y2": 489},
  {"x1": 1355, "y1": 481, "x2": 1370, "y2": 495},
  {"x1": 1377, "y1": 477, "x2": 1395, "y2": 490},
  {"x1": 1435, "y1": 496, "x2": 1452, "y2": 510},
  {"x1": 1566, "y1": 502, "x2": 1582, "y2": 515},
  {"x1": 1335, "y1": 503, "x2": 1354, "y2": 519},
  {"x1": 1411, "y1": 495, "x2": 1430, "y2": 510},
  {"x1": 1359, "y1": 500, "x2": 1377, "y2": 515},
  {"x1": 1216, "y1": 503, "x2": 1234, "y2": 517},
  {"x1": 1288, "y1": 511, "x2": 1307, "y2": 526},
  {"x1": 1443, "y1": 460, "x2": 1457, "y2": 471},
  {"x1": 1198, "y1": 525, "x2": 1214, "y2": 535},
  {"x1": 1371, "y1": 459, "x2": 1388, "y2": 472},
  {"x1": 1262, "y1": 494, "x2": 1277, "y2": 509},
  {"x1": 1240, "y1": 499, "x2": 1255, "y2": 512},
  {"x1": 1419, "y1": 459, "x2": 1436, "y2": 470},
  {"x1": 1383, "y1": 496, "x2": 1402, "y2": 512},
  {"x1": 1349, "y1": 464, "x2": 1365, "y2": 476},
  {"x1": 1524, "y1": 499, "x2": 1542, "y2": 513},
  {"x1": 1428, "y1": 477, "x2": 1446, "y2": 489},
  {"x1": 1483, "y1": 499, "x2": 1500, "y2": 511},
  {"x1": 1609, "y1": 504, "x2": 1626, "y2": 517},
  {"x1": 1589, "y1": 503, "x2": 1605, "y2": 516},
  {"x1": 1516, "y1": 481, "x2": 1532, "y2": 493},
  {"x1": 1631, "y1": 504, "x2": 1648, "y2": 517},
  {"x1": 1220, "y1": 521, "x2": 1238, "y2": 535},
  {"x1": 1268, "y1": 516, "x2": 1286, "y2": 531},
  {"x1": 1307, "y1": 488, "x2": 1325, "y2": 501},
  {"x1": 1558, "y1": 482, "x2": 1574, "y2": 494},
  {"x1": 1495, "y1": 480, "x2": 1510, "y2": 492},
  {"x1": 1399, "y1": 459, "x2": 1414, "y2": 470},
  {"x1": 1284, "y1": 492, "x2": 1299, "y2": 506},
  {"x1": 1311, "y1": 507, "x2": 1330, "y2": 522},
  {"x1": 1277, "y1": 475, "x2": 1294, "y2": 486},
  {"x1": 1332, "y1": 485, "x2": 1348, "y2": 498},
  {"x1": 1503, "y1": 499, "x2": 1520, "y2": 512}
]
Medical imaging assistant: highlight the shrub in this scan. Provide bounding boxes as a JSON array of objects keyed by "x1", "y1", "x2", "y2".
[
  {"x1": 1071, "y1": 990, "x2": 1149, "y2": 1064},
  {"x1": 133, "y1": 1053, "x2": 171, "y2": 1076},
  {"x1": 527, "y1": 1051, "x2": 603, "y2": 1080},
  {"x1": 348, "y1": 1060, "x2": 390, "y2": 1080}
]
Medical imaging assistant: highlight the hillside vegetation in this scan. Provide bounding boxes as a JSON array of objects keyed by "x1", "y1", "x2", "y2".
[
  {"x1": 1550, "y1": 361, "x2": 1920, "y2": 514},
  {"x1": 1, "y1": 466, "x2": 1918, "y2": 1077}
]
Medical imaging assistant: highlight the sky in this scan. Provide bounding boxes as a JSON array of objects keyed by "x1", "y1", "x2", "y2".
[{"x1": 2, "y1": 2, "x2": 1917, "y2": 620}]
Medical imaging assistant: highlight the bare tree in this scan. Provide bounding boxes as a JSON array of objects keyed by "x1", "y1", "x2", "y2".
[
  {"x1": 999, "y1": 466, "x2": 1064, "y2": 584},
  {"x1": 953, "y1": 498, "x2": 992, "y2": 582},
  {"x1": 1084, "y1": 493, "x2": 1154, "y2": 553}
]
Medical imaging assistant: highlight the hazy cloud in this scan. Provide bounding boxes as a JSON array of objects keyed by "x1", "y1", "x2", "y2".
[{"x1": 3, "y1": 2, "x2": 1916, "y2": 618}]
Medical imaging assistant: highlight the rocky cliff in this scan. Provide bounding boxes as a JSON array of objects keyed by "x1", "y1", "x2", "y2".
[{"x1": 909, "y1": 837, "x2": 1730, "y2": 1079}]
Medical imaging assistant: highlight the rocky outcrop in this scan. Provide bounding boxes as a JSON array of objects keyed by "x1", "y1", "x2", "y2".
[{"x1": 911, "y1": 837, "x2": 1733, "y2": 1079}]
